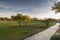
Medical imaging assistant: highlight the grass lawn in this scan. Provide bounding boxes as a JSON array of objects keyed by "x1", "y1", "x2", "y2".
[{"x1": 0, "y1": 21, "x2": 56, "y2": 40}]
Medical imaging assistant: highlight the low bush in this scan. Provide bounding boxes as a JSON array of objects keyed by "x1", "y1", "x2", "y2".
[{"x1": 50, "y1": 35, "x2": 60, "y2": 40}]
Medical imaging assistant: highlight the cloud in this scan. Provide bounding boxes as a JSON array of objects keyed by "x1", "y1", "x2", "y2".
[
  {"x1": 0, "y1": 0, "x2": 60, "y2": 19},
  {"x1": 0, "y1": 7, "x2": 4, "y2": 9}
]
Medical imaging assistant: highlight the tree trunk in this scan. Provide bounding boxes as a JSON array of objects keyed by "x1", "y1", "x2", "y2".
[
  {"x1": 25, "y1": 22, "x2": 27, "y2": 27},
  {"x1": 17, "y1": 20, "x2": 21, "y2": 27}
]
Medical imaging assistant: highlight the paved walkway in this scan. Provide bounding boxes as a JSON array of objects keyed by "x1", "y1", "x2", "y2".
[
  {"x1": 55, "y1": 24, "x2": 60, "y2": 35},
  {"x1": 24, "y1": 23, "x2": 59, "y2": 40}
]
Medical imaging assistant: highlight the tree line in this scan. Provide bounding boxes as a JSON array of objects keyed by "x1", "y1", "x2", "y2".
[
  {"x1": 0, "y1": 13, "x2": 56, "y2": 27},
  {"x1": 11, "y1": 13, "x2": 31, "y2": 27}
]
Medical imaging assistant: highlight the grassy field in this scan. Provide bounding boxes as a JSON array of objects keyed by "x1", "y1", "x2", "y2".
[{"x1": 0, "y1": 21, "x2": 56, "y2": 40}]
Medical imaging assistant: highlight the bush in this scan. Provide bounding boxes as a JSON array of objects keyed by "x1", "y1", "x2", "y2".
[{"x1": 50, "y1": 35, "x2": 60, "y2": 40}]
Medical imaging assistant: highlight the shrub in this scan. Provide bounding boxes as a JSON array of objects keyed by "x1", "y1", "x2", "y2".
[{"x1": 50, "y1": 35, "x2": 60, "y2": 40}]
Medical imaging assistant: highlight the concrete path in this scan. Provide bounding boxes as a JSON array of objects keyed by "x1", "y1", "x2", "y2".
[{"x1": 24, "y1": 23, "x2": 59, "y2": 40}]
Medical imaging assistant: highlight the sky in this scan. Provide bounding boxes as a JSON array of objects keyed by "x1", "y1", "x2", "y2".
[{"x1": 0, "y1": 0, "x2": 60, "y2": 19}]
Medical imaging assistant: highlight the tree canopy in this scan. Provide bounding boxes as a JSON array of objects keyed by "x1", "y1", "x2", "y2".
[{"x1": 52, "y1": 2, "x2": 60, "y2": 14}]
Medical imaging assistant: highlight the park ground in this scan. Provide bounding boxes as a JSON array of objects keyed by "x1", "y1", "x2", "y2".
[{"x1": 0, "y1": 21, "x2": 56, "y2": 40}]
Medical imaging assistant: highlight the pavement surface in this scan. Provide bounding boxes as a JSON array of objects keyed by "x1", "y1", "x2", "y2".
[{"x1": 24, "y1": 23, "x2": 59, "y2": 40}]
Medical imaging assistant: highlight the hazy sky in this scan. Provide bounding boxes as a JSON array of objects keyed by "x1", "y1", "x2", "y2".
[{"x1": 0, "y1": 0, "x2": 60, "y2": 19}]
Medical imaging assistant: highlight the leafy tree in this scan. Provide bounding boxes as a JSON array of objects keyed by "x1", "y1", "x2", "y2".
[
  {"x1": 15, "y1": 13, "x2": 23, "y2": 27},
  {"x1": 44, "y1": 18, "x2": 55, "y2": 26},
  {"x1": 32, "y1": 17, "x2": 38, "y2": 21},
  {"x1": 5, "y1": 17, "x2": 7, "y2": 20},
  {"x1": 0, "y1": 17, "x2": 5, "y2": 21},
  {"x1": 52, "y1": 2, "x2": 60, "y2": 14},
  {"x1": 23, "y1": 15, "x2": 31, "y2": 26},
  {"x1": 11, "y1": 16, "x2": 16, "y2": 20},
  {"x1": 44, "y1": 19, "x2": 49, "y2": 26},
  {"x1": 4, "y1": 17, "x2": 9, "y2": 21}
]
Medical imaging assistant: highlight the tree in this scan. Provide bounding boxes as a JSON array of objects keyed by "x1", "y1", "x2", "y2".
[
  {"x1": 4, "y1": 17, "x2": 10, "y2": 21},
  {"x1": 44, "y1": 19, "x2": 49, "y2": 26},
  {"x1": 11, "y1": 16, "x2": 16, "y2": 20},
  {"x1": 31, "y1": 17, "x2": 38, "y2": 21},
  {"x1": 5, "y1": 17, "x2": 8, "y2": 20},
  {"x1": 52, "y1": 2, "x2": 60, "y2": 14},
  {"x1": 23, "y1": 15, "x2": 31, "y2": 26},
  {"x1": 15, "y1": 13, "x2": 23, "y2": 27},
  {"x1": 0, "y1": 17, "x2": 5, "y2": 21},
  {"x1": 44, "y1": 18, "x2": 55, "y2": 26}
]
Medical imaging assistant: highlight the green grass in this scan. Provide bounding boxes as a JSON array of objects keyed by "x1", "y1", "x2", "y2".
[{"x1": 0, "y1": 21, "x2": 56, "y2": 40}]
